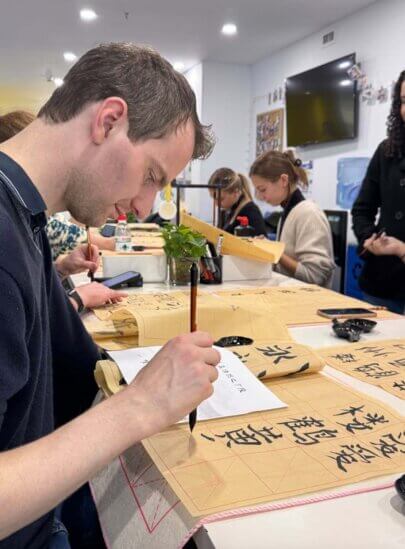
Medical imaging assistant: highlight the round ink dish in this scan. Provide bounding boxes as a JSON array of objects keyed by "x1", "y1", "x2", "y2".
[{"x1": 214, "y1": 336, "x2": 254, "y2": 348}]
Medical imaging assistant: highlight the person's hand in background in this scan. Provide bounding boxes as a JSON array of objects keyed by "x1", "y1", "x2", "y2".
[
  {"x1": 55, "y1": 243, "x2": 100, "y2": 278},
  {"x1": 363, "y1": 233, "x2": 405, "y2": 260},
  {"x1": 73, "y1": 282, "x2": 127, "y2": 310}
]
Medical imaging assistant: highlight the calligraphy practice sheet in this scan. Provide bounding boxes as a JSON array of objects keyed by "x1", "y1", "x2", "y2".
[
  {"x1": 181, "y1": 211, "x2": 285, "y2": 263},
  {"x1": 84, "y1": 285, "x2": 396, "y2": 350},
  {"x1": 86, "y1": 291, "x2": 290, "y2": 349},
  {"x1": 109, "y1": 346, "x2": 287, "y2": 420},
  {"x1": 130, "y1": 232, "x2": 164, "y2": 248},
  {"x1": 215, "y1": 285, "x2": 397, "y2": 326},
  {"x1": 143, "y1": 372, "x2": 405, "y2": 516},
  {"x1": 320, "y1": 339, "x2": 405, "y2": 400},
  {"x1": 226, "y1": 340, "x2": 324, "y2": 379}
]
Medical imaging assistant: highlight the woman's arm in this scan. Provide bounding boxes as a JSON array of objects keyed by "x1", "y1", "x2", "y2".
[
  {"x1": 351, "y1": 144, "x2": 382, "y2": 246},
  {"x1": 285, "y1": 206, "x2": 335, "y2": 286},
  {"x1": 278, "y1": 253, "x2": 298, "y2": 275}
]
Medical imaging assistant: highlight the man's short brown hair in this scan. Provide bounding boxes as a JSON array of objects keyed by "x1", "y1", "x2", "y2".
[{"x1": 38, "y1": 43, "x2": 214, "y2": 160}]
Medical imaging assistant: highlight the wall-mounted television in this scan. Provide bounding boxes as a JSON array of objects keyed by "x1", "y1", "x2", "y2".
[{"x1": 286, "y1": 53, "x2": 358, "y2": 147}]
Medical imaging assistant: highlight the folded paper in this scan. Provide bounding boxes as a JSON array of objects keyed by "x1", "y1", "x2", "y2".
[
  {"x1": 87, "y1": 291, "x2": 290, "y2": 349},
  {"x1": 181, "y1": 211, "x2": 285, "y2": 263}
]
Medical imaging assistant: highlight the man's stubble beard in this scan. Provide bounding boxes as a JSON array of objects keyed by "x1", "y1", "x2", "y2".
[{"x1": 64, "y1": 167, "x2": 109, "y2": 227}]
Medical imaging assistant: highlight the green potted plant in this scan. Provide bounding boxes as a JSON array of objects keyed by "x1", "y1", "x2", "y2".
[
  {"x1": 125, "y1": 211, "x2": 137, "y2": 223},
  {"x1": 161, "y1": 223, "x2": 206, "y2": 285}
]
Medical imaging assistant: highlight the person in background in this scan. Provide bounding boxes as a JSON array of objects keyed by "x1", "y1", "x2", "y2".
[
  {"x1": 250, "y1": 150, "x2": 335, "y2": 287},
  {"x1": 352, "y1": 70, "x2": 405, "y2": 314},
  {"x1": 0, "y1": 110, "x2": 123, "y2": 311},
  {"x1": 0, "y1": 111, "x2": 115, "y2": 258},
  {"x1": 0, "y1": 110, "x2": 34, "y2": 142},
  {"x1": 48, "y1": 215, "x2": 115, "y2": 260},
  {"x1": 208, "y1": 167, "x2": 268, "y2": 236}
]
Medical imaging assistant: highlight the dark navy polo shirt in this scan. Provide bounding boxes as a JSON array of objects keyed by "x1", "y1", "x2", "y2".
[{"x1": 0, "y1": 152, "x2": 100, "y2": 548}]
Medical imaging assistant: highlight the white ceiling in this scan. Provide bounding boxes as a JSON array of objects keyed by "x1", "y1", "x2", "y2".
[{"x1": 0, "y1": 0, "x2": 377, "y2": 89}]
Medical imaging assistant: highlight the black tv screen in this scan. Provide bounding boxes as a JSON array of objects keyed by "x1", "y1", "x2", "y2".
[{"x1": 286, "y1": 53, "x2": 358, "y2": 147}]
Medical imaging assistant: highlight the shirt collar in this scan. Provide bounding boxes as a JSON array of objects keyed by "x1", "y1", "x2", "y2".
[
  {"x1": 0, "y1": 151, "x2": 47, "y2": 216},
  {"x1": 229, "y1": 194, "x2": 245, "y2": 213},
  {"x1": 280, "y1": 188, "x2": 305, "y2": 232}
]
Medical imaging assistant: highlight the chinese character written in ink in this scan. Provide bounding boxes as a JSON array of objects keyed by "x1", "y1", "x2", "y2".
[
  {"x1": 233, "y1": 351, "x2": 250, "y2": 364},
  {"x1": 113, "y1": 317, "x2": 138, "y2": 331},
  {"x1": 392, "y1": 343, "x2": 405, "y2": 351},
  {"x1": 201, "y1": 424, "x2": 283, "y2": 448},
  {"x1": 299, "y1": 287, "x2": 320, "y2": 292},
  {"x1": 277, "y1": 416, "x2": 338, "y2": 445},
  {"x1": 278, "y1": 289, "x2": 296, "y2": 294},
  {"x1": 371, "y1": 432, "x2": 405, "y2": 458},
  {"x1": 388, "y1": 358, "x2": 405, "y2": 368},
  {"x1": 335, "y1": 405, "x2": 365, "y2": 417},
  {"x1": 330, "y1": 353, "x2": 357, "y2": 364},
  {"x1": 256, "y1": 345, "x2": 297, "y2": 364},
  {"x1": 356, "y1": 346, "x2": 394, "y2": 358},
  {"x1": 334, "y1": 405, "x2": 388, "y2": 434},
  {"x1": 393, "y1": 380, "x2": 405, "y2": 391},
  {"x1": 328, "y1": 444, "x2": 379, "y2": 473},
  {"x1": 354, "y1": 363, "x2": 398, "y2": 379}
]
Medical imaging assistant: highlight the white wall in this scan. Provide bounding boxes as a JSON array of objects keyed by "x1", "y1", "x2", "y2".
[
  {"x1": 250, "y1": 0, "x2": 405, "y2": 237},
  {"x1": 184, "y1": 63, "x2": 204, "y2": 218},
  {"x1": 185, "y1": 61, "x2": 251, "y2": 221}
]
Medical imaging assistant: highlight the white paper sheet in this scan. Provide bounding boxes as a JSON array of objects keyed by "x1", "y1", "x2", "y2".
[{"x1": 109, "y1": 346, "x2": 287, "y2": 421}]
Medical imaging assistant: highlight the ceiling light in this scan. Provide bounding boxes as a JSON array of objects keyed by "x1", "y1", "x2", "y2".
[
  {"x1": 80, "y1": 8, "x2": 98, "y2": 21},
  {"x1": 63, "y1": 52, "x2": 77, "y2": 62},
  {"x1": 339, "y1": 61, "x2": 351, "y2": 69},
  {"x1": 221, "y1": 23, "x2": 237, "y2": 36},
  {"x1": 173, "y1": 62, "x2": 185, "y2": 72},
  {"x1": 340, "y1": 79, "x2": 352, "y2": 87},
  {"x1": 53, "y1": 77, "x2": 64, "y2": 88}
]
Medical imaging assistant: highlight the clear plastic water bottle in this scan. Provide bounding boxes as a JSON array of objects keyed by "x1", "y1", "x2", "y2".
[{"x1": 115, "y1": 214, "x2": 132, "y2": 252}]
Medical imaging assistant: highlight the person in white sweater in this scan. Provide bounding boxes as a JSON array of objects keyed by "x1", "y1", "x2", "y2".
[{"x1": 250, "y1": 150, "x2": 335, "y2": 287}]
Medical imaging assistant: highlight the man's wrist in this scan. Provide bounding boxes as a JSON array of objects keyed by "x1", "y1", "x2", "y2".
[
  {"x1": 55, "y1": 257, "x2": 69, "y2": 279},
  {"x1": 68, "y1": 289, "x2": 85, "y2": 313},
  {"x1": 114, "y1": 385, "x2": 165, "y2": 443}
]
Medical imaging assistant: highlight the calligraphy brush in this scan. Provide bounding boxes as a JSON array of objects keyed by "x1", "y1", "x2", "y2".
[
  {"x1": 189, "y1": 261, "x2": 198, "y2": 432},
  {"x1": 86, "y1": 225, "x2": 94, "y2": 281},
  {"x1": 359, "y1": 227, "x2": 386, "y2": 257}
]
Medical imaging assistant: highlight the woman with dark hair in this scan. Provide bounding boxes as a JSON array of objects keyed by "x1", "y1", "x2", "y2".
[
  {"x1": 250, "y1": 150, "x2": 335, "y2": 287},
  {"x1": 352, "y1": 70, "x2": 405, "y2": 314},
  {"x1": 208, "y1": 167, "x2": 267, "y2": 236}
]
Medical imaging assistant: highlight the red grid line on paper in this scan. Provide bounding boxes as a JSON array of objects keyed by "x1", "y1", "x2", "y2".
[{"x1": 119, "y1": 454, "x2": 180, "y2": 534}]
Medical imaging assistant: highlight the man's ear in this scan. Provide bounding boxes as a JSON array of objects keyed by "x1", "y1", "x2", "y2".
[{"x1": 91, "y1": 97, "x2": 128, "y2": 145}]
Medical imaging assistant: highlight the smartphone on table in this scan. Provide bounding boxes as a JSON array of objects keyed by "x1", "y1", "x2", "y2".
[
  {"x1": 94, "y1": 271, "x2": 143, "y2": 289},
  {"x1": 317, "y1": 307, "x2": 377, "y2": 319}
]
